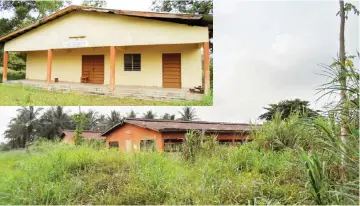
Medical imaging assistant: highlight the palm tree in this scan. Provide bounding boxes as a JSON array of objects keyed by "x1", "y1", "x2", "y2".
[
  {"x1": 4, "y1": 106, "x2": 43, "y2": 148},
  {"x1": 161, "y1": 113, "x2": 175, "y2": 120},
  {"x1": 142, "y1": 110, "x2": 156, "y2": 119},
  {"x1": 178, "y1": 107, "x2": 198, "y2": 121},
  {"x1": 38, "y1": 106, "x2": 72, "y2": 139},
  {"x1": 84, "y1": 109, "x2": 100, "y2": 131},
  {"x1": 106, "y1": 110, "x2": 122, "y2": 127},
  {"x1": 127, "y1": 110, "x2": 137, "y2": 118}
]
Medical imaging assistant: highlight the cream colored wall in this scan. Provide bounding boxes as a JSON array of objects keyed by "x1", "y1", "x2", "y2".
[
  {"x1": 110, "y1": 44, "x2": 202, "y2": 88},
  {"x1": 5, "y1": 11, "x2": 208, "y2": 52},
  {"x1": 26, "y1": 47, "x2": 109, "y2": 83},
  {"x1": 26, "y1": 44, "x2": 202, "y2": 88}
]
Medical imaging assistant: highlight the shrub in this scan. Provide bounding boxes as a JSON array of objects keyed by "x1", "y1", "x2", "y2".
[
  {"x1": 0, "y1": 69, "x2": 25, "y2": 83},
  {"x1": 251, "y1": 112, "x2": 314, "y2": 151}
]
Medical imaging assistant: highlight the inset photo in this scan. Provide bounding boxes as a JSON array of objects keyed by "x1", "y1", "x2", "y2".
[{"x1": 0, "y1": 0, "x2": 213, "y2": 106}]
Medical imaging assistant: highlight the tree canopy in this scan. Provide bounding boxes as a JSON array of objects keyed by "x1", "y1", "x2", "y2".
[
  {"x1": 259, "y1": 99, "x2": 320, "y2": 121},
  {"x1": 151, "y1": 0, "x2": 213, "y2": 14}
]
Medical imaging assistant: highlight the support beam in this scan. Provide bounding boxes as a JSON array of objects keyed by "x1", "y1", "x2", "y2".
[
  {"x1": 232, "y1": 138, "x2": 236, "y2": 147},
  {"x1": 110, "y1": 46, "x2": 116, "y2": 90},
  {"x1": 203, "y1": 41, "x2": 210, "y2": 94},
  {"x1": 2, "y1": 51, "x2": 8, "y2": 82},
  {"x1": 47, "y1": 49, "x2": 52, "y2": 87}
]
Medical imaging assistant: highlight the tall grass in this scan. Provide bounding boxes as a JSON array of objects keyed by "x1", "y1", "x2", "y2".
[
  {"x1": 251, "y1": 112, "x2": 314, "y2": 151},
  {"x1": 0, "y1": 140, "x2": 309, "y2": 205}
]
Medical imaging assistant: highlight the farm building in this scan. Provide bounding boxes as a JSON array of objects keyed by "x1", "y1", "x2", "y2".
[
  {"x1": 60, "y1": 130, "x2": 105, "y2": 144},
  {"x1": 0, "y1": 5, "x2": 213, "y2": 98},
  {"x1": 101, "y1": 118, "x2": 252, "y2": 152}
]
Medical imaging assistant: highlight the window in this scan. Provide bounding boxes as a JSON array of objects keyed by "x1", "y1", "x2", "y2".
[
  {"x1": 140, "y1": 139, "x2": 156, "y2": 151},
  {"x1": 124, "y1": 54, "x2": 141, "y2": 71},
  {"x1": 164, "y1": 139, "x2": 183, "y2": 152},
  {"x1": 109, "y1": 141, "x2": 119, "y2": 149}
]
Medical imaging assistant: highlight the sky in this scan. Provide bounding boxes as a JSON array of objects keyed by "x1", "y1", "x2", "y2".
[{"x1": 0, "y1": 0, "x2": 359, "y2": 143}]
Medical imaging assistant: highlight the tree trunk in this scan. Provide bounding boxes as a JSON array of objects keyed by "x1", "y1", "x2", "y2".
[
  {"x1": 339, "y1": 0, "x2": 347, "y2": 146},
  {"x1": 338, "y1": 1, "x2": 348, "y2": 171}
]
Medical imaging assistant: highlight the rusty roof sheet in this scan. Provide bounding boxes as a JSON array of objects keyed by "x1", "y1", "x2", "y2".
[
  {"x1": 62, "y1": 130, "x2": 105, "y2": 140},
  {"x1": 102, "y1": 118, "x2": 254, "y2": 136},
  {"x1": 0, "y1": 5, "x2": 213, "y2": 43}
]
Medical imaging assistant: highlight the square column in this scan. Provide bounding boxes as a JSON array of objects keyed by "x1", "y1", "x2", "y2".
[
  {"x1": 110, "y1": 46, "x2": 116, "y2": 90},
  {"x1": 47, "y1": 49, "x2": 52, "y2": 87},
  {"x1": 2, "y1": 51, "x2": 8, "y2": 82},
  {"x1": 203, "y1": 41, "x2": 210, "y2": 94}
]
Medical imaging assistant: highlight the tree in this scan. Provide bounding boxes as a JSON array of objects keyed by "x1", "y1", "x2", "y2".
[
  {"x1": 81, "y1": 0, "x2": 107, "y2": 8},
  {"x1": 151, "y1": 0, "x2": 213, "y2": 14},
  {"x1": 178, "y1": 107, "x2": 198, "y2": 121},
  {"x1": 0, "y1": 0, "x2": 70, "y2": 69},
  {"x1": 4, "y1": 106, "x2": 43, "y2": 148},
  {"x1": 259, "y1": 99, "x2": 319, "y2": 121},
  {"x1": 337, "y1": 1, "x2": 359, "y2": 145},
  {"x1": 71, "y1": 113, "x2": 88, "y2": 145},
  {"x1": 151, "y1": 0, "x2": 213, "y2": 52},
  {"x1": 105, "y1": 110, "x2": 122, "y2": 127},
  {"x1": 83, "y1": 109, "x2": 100, "y2": 131},
  {"x1": 142, "y1": 110, "x2": 156, "y2": 119},
  {"x1": 161, "y1": 113, "x2": 175, "y2": 120},
  {"x1": 126, "y1": 110, "x2": 137, "y2": 118},
  {"x1": 38, "y1": 106, "x2": 72, "y2": 140}
]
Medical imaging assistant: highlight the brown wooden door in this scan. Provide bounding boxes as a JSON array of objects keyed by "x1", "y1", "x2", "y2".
[
  {"x1": 162, "y1": 53, "x2": 181, "y2": 88},
  {"x1": 82, "y1": 55, "x2": 104, "y2": 84}
]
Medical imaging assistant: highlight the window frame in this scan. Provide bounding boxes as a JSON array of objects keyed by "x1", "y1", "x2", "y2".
[
  {"x1": 108, "y1": 141, "x2": 119, "y2": 149},
  {"x1": 124, "y1": 54, "x2": 141, "y2": 71}
]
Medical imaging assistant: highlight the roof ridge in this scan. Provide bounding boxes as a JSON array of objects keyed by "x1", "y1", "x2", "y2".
[
  {"x1": 63, "y1": 130, "x2": 104, "y2": 133},
  {"x1": 124, "y1": 118, "x2": 252, "y2": 125}
]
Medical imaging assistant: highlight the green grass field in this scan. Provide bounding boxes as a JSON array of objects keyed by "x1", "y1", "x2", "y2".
[
  {"x1": 0, "y1": 84, "x2": 212, "y2": 106},
  {"x1": 0, "y1": 141, "x2": 308, "y2": 205}
]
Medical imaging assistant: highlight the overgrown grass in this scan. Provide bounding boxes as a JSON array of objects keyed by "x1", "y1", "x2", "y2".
[
  {"x1": 0, "y1": 141, "x2": 309, "y2": 205},
  {"x1": 0, "y1": 69, "x2": 25, "y2": 83},
  {"x1": 0, "y1": 84, "x2": 212, "y2": 106}
]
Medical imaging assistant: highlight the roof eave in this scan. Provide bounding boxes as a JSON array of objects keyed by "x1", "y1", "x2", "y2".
[{"x1": 0, "y1": 5, "x2": 212, "y2": 44}]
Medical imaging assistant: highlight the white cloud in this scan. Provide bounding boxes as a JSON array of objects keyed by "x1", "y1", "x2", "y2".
[{"x1": 0, "y1": 0, "x2": 359, "y2": 143}]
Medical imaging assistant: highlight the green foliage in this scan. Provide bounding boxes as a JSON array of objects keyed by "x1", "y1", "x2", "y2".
[
  {"x1": 151, "y1": 0, "x2": 213, "y2": 14},
  {"x1": 105, "y1": 110, "x2": 122, "y2": 127},
  {"x1": 252, "y1": 112, "x2": 314, "y2": 151},
  {"x1": 301, "y1": 151, "x2": 327, "y2": 205},
  {"x1": 0, "y1": 143, "x2": 11, "y2": 151},
  {"x1": 142, "y1": 110, "x2": 157, "y2": 119},
  {"x1": 0, "y1": 69, "x2": 25, "y2": 83},
  {"x1": 178, "y1": 106, "x2": 198, "y2": 121},
  {"x1": 81, "y1": 0, "x2": 107, "y2": 8},
  {"x1": 259, "y1": 98, "x2": 320, "y2": 121},
  {"x1": 0, "y1": 141, "x2": 309, "y2": 205},
  {"x1": 300, "y1": 117, "x2": 359, "y2": 205},
  {"x1": 37, "y1": 106, "x2": 72, "y2": 140},
  {"x1": 0, "y1": 0, "x2": 69, "y2": 65},
  {"x1": 126, "y1": 110, "x2": 137, "y2": 118},
  {"x1": 161, "y1": 113, "x2": 175, "y2": 120},
  {"x1": 71, "y1": 113, "x2": 88, "y2": 145}
]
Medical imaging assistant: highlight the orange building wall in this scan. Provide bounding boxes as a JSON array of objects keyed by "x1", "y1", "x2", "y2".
[{"x1": 105, "y1": 124, "x2": 164, "y2": 152}]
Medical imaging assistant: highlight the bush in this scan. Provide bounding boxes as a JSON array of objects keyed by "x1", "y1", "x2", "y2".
[
  {"x1": 251, "y1": 112, "x2": 315, "y2": 151},
  {"x1": 0, "y1": 141, "x2": 310, "y2": 205},
  {"x1": 0, "y1": 69, "x2": 25, "y2": 83}
]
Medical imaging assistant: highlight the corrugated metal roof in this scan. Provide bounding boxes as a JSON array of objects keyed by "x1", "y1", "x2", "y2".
[
  {"x1": 0, "y1": 5, "x2": 213, "y2": 43},
  {"x1": 102, "y1": 118, "x2": 254, "y2": 136},
  {"x1": 62, "y1": 130, "x2": 105, "y2": 140}
]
